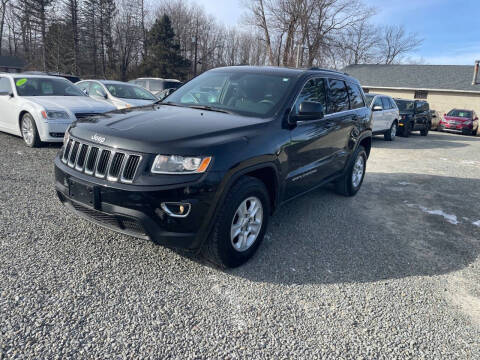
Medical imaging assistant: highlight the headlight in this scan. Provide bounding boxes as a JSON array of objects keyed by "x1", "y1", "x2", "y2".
[
  {"x1": 41, "y1": 110, "x2": 70, "y2": 120},
  {"x1": 151, "y1": 155, "x2": 212, "y2": 174}
]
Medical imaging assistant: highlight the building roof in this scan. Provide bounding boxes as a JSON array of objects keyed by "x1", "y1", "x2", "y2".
[
  {"x1": 344, "y1": 64, "x2": 480, "y2": 93},
  {"x1": 0, "y1": 56, "x2": 25, "y2": 69}
]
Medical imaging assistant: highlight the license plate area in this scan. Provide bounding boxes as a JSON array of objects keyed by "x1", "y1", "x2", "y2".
[{"x1": 69, "y1": 179, "x2": 99, "y2": 209}]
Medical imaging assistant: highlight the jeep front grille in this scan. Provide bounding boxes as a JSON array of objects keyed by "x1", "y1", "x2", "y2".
[{"x1": 61, "y1": 138, "x2": 142, "y2": 183}]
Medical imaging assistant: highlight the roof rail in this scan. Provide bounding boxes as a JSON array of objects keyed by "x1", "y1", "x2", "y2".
[{"x1": 309, "y1": 67, "x2": 349, "y2": 76}]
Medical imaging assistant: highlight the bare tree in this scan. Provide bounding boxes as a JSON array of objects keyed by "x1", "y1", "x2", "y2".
[
  {"x1": 0, "y1": 0, "x2": 10, "y2": 55},
  {"x1": 378, "y1": 25, "x2": 423, "y2": 64}
]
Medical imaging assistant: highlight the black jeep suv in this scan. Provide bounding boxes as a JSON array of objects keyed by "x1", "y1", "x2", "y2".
[
  {"x1": 55, "y1": 66, "x2": 372, "y2": 267},
  {"x1": 394, "y1": 99, "x2": 431, "y2": 137}
]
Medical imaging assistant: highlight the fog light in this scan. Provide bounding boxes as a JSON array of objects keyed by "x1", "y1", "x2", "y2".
[{"x1": 161, "y1": 202, "x2": 191, "y2": 218}]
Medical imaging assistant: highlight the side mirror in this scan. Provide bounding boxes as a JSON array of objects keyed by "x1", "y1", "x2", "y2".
[
  {"x1": 372, "y1": 105, "x2": 383, "y2": 112},
  {"x1": 294, "y1": 101, "x2": 325, "y2": 121},
  {"x1": 431, "y1": 113, "x2": 437, "y2": 118},
  {"x1": 82, "y1": 89, "x2": 89, "y2": 95},
  {"x1": 475, "y1": 117, "x2": 479, "y2": 121},
  {"x1": 443, "y1": 113, "x2": 446, "y2": 117},
  {"x1": 0, "y1": 91, "x2": 13, "y2": 97}
]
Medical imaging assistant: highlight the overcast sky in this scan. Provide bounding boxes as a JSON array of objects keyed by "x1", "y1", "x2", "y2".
[{"x1": 198, "y1": 0, "x2": 480, "y2": 65}]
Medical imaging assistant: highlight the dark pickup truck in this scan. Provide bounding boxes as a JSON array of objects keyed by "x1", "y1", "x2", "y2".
[
  {"x1": 394, "y1": 99, "x2": 431, "y2": 137},
  {"x1": 55, "y1": 66, "x2": 372, "y2": 268}
]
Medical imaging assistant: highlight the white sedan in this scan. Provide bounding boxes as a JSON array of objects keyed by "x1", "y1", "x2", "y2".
[
  {"x1": 0, "y1": 74, "x2": 116, "y2": 147},
  {"x1": 76, "y1": 80, "x2": 158, "y2": 109}
]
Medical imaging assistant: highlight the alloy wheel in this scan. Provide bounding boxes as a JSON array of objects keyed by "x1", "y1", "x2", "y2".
[
  {"x1": 230, "y1": 196, "x2": 263, "y2": 252},
  {"x1": 21, "y1": 117, "x2": 34, "y2": 146},
  {"x1": 352, "y1": 154, "x2": 365, "y2": 188}
]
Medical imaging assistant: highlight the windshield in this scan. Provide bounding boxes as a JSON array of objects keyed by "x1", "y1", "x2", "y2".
[
  {"x1": 447, "y1": 109, "x2": 472, "y2": 118},
  {"x1": 105, "y1": 83, "x2": 157, "y2": 101},
  {"x1": 365, "y1": 94, "x2": 375, "y2": 107},
  {"x1": 15, "y1": 77, "x2": 85, "y2": 97},
  {"x1": 395, "y1": 100, "x2": 414, "y2": 112},
  {"x1": 164, "y1": 70, "x2": 296, "y2": 117}
]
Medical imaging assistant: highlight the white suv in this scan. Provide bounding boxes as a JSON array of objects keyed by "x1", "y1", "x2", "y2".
[{"x1": 365, "y1": 93, "x2": 400, "y2": 141}]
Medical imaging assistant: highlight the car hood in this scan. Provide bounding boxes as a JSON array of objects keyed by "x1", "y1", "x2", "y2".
[
  {"x1": 68, "y1": 105, "x2": 270, "y2": 154},
  {"x1": 25, "y1": 96, "x2": 116, "y2": 113}
]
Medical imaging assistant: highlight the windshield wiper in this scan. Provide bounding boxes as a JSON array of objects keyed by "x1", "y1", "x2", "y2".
[
  {"x1": 154, "y1": 100, "x2": 183, "y2": 107},
  {"x1": 188, "y1": 105, "x2": 232, "y2": 114}
]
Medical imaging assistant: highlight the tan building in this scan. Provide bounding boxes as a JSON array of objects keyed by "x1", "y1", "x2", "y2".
[{"x1": 344, "y1": 63, "x2": 480, "y2": 118}]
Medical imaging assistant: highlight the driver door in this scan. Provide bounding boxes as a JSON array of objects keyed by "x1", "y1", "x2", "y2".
[
  {"x1": 284, "y1": 77, "x2": 337, "y2": 199},
  {"x1": 371, "y1": 97, "x2": 385, "y2": 132},
  {"x1": 0, "y1": 77, "x2": 17, "y2": 132}
]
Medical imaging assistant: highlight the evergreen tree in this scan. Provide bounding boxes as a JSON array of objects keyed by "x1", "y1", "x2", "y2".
[{"x1": 142, "y1": 14, "x2": 190, "y2": 80}]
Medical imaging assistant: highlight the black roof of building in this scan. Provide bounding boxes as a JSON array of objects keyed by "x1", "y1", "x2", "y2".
[
  {"x1": 344, "y1": 64, "x2": 480, "y2": 93},
  {"x1": 0, "y1": 56, "x2": 25, "y2": 69}
]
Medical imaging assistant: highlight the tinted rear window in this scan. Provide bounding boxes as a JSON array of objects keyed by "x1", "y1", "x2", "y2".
[
  {"x1": 395, "y1": 100, "x2": 414, "y2": 112},
  {"x1": 346, "y1": 82, "x2": 365, "y2": 110}
]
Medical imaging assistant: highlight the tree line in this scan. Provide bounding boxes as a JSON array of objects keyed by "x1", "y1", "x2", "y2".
[{"x1": 0, "y1": 0, "x2": 422, "y2": 81}]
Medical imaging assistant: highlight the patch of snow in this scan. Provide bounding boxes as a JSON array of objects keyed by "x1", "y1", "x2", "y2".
[
  {"x1": 440, "y1": 158, "x2": 448, "y2": 161},
  {"x1": 461, "y1": 160, "x2": 480, "y2": 167},
  {"x1": 473, "y1": 220, "x2": 480, "y2": 227},
  {"x1": 398, "y1": 181, "x2": 414, "y2": 186},
  {"x1": 405, "y1": 202, "x2": 459, "y2": 225}
]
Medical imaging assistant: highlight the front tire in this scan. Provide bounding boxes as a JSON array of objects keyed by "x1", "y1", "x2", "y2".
[
  {"x1": 202, "y1": 176, "x2": 270, "y2": 268},
  {"x1": 400, "y1": 122, "x2": 411, "y2": 137},
  {"x1": 384, "y1": 122, "x2": 397, "y2": 141},
  {"x1": 334, "y1": 145, "x2": 367, "y2": 197},
  {"x1": 21, "y1": 113, "x2": 42, "y2": 147}
]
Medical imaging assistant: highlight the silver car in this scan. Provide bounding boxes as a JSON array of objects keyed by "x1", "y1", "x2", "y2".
[{"x1": 77, "y1": 80, "x2": 158, "y2": 109}]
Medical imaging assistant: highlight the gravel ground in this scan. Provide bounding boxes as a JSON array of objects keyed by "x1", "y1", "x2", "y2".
[{"x1": 1, "y1": 130, "x2": 479, "y2": 359}]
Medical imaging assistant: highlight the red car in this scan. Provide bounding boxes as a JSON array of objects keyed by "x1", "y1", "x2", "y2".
[{"x1": 438, "y1": 109, "x2": 479, "y2": 136}]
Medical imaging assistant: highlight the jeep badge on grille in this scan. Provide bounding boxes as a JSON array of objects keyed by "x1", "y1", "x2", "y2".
[{"x1": 91, "y1": 134, "x2": 106, "y2": 144}]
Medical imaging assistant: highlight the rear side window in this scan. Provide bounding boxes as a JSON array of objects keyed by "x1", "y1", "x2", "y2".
[
  {"x1": 0, "y1": 77, "x2": 12, "y2": 93},
  {"x1": 328, "y1": 79, "x2": 349, "y2": 113},
  {"x1": 381, "y1": 97, "x2": 391, "y2": 110},
  {"x1": 346, "y1": 82, "x2": 365, "y2": 109},
  {"x1": 294, "y1": 78, "x2": 327, "y2": 115},
  {"x1": 373, "y1": 97, "x2": 383, "y2": 109}
]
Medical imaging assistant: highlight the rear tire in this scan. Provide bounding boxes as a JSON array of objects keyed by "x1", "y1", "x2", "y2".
[
  {"x1": 384, "y1": 122, "x2": 397, "y2": 141},
  {"x1": 21, "y1": 113, "x2": 42, "y2": 148},
  {"x1": 420, "y1": 125, "x2": 429, "y2": 136},
  {"x1": 202, "y1": 176, "x2": 270, "y2": 268},
  {"x1": 334, "y1": 145, "x2": 367, "y2": 197}
]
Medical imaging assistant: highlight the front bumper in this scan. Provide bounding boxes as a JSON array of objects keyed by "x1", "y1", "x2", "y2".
[
  {"x1": 439, "y1": 123, "x2": 473, "y2": 132},
  {"x1": 55, "y1": 157, "x2": 220, "y2": 250},
  {"x1": 38, "y1": 121, "x2": 71, "y2": 142}
]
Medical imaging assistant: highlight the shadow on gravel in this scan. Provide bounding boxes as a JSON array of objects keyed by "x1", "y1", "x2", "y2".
[
  {"x1": 372, "y1": 132, "x2": 478, "y2": 150},
  {"x1": 230, "y1": 173, "x2": 480, "y2": 285}
]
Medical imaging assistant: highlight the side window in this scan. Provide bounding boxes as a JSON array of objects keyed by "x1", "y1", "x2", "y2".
[
  {"x1": 416, "y1": 102, "x2": 423, "y2": 111},
  {"x1": 293, "y1": 78, "x2": 327, "y2": 115},
  {"x1": 381, "y1": 97, "x2": 391, "y2": 110},
  {"x1": 137, "y1": 80, "x2": 147, "y2": 88},
  {"x1": 77, "y1": 82, "x2": 90, "y2": 94},
  {"x1": 388, "y1": 98, "x2": 397, "y2": 109},
  {"x1": 373, "y1": 97, "x2": 383, "y2": 109},
  {"x1": 346, "y1": 82, "x2": 365, "y2": 109},
  {"x1": 91, "y1": 83, "x2": 107, "y2": 97},
  {"x1": 328, "y1": 79, "x2": 349, "y2": 113},
  {"x1": 0, "y1": 77, "x2": 12, "y2": 93}
]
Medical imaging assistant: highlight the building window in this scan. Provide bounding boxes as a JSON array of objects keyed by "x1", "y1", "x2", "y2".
[{"x1": 414, "y1": 90, "x2": 428, "y2": 99}]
